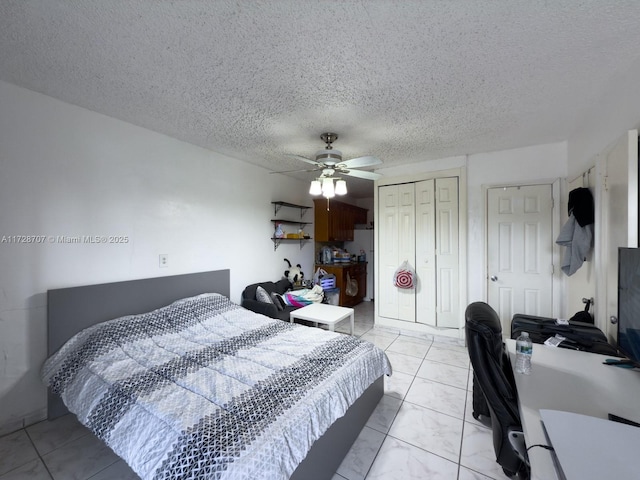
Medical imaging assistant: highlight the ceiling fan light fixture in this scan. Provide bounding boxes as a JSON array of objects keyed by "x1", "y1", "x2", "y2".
[
  {"x1": 309, "y1": 180, "x2": 322, "y2": 195},
  {"x1": 335, "y1": 179, "x2": 347, "y2": 195},
  {"x1": 321, "y1": 177, "x2": 335, "y2": 198}
]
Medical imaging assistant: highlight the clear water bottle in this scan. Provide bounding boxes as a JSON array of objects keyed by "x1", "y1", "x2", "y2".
[{"x1": 515, "y1": 332, "x2": 532, "y2": 374}]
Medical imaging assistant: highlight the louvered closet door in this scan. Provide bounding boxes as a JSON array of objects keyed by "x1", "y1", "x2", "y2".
[
  {"x1": 434, "y1": 177, "x2": 459, "y2": 327},
  {"x1": 415, "y1": 180, "x2": 436, "y2": 325}
]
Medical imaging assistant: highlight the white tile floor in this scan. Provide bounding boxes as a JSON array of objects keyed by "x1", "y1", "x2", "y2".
[{"x1": 0, "y1": 301, "x2": 509, "y2": 480}]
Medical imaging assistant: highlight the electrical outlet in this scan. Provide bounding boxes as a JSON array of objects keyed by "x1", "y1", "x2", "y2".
[{"x1": 159, "y1": 254, "x2": 168, "y2": 268}]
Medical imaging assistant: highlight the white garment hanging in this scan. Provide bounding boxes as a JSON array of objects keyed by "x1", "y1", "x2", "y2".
[{"x1": 556, "y1": 213, "x2": 593, "y2": 276}]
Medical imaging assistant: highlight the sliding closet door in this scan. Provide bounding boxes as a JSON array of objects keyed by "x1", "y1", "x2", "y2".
[
  {"x1": 398, "y1": 185, "x2": 416, "y2": 321},
  {"x1": 378, "y1": 183, "x2": 416, "y2": 321},
  {"x1": 416, "y1": 180, "x2": 436, "y2": 325},
  {"x1": 379, "y1": 185, "x2": 400, "y2": 319},
  {"x1": 379, "y1": 177, "x2": 460, "y2": 327},
  {"x1": 416, "y1": 177, "x2": 460, "y2": 327},
  {"x1": 434, "y1": 177, "x2": 460, "y2": 328}
]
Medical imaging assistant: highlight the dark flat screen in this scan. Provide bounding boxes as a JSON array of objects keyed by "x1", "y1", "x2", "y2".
[{"x1": 618, "y1": 248, "x2": 640, "y2": 365}]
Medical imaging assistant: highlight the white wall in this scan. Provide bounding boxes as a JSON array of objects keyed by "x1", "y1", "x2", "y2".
[
  {"x1": 567, "y1": 56, "x2": 640, "y2": 178},
  {"x1": 0, "y1": 81, "x2": 314, "y2": 433},
  {"x1": 376, "y1": 155, "x2": 466, "y2": 178}
]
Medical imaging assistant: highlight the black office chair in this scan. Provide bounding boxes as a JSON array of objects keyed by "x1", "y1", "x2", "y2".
[{"x1": 465, "y1": 302, "x2": 530, "y2": 478}]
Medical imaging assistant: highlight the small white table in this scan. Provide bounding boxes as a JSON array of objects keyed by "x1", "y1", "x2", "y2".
[{"x1": 289, "y1": 303, "x2": 355, "y2": 335}]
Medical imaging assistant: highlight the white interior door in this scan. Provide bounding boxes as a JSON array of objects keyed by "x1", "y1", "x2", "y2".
[{"x1": 487, "y1": 184, "x2": 554, "y2": 333}]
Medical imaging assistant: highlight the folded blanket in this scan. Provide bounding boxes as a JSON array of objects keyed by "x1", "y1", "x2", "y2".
[{"x1": 283, "y1": 285, "x2": 324, "y2": 307}]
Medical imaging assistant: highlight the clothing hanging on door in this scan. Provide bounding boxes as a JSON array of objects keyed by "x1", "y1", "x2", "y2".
[
  {"x1": 556, "y1": 187, "x2": 594, "y2": 276},
  {"x1": 568, "y1": 187, "x2": 595, "y2": 227}
]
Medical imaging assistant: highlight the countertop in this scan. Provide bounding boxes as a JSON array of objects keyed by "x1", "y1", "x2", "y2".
[{"x1": 315, "y1": 262, "x2": 368, "y2": 267}]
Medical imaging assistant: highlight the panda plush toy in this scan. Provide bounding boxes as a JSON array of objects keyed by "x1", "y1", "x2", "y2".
[{"x1": 283, "y1": 258, "x2": 304, "y2": 286}]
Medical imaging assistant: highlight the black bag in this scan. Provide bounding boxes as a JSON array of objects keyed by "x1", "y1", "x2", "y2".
[
  {"x1": 569, "y1": 297, "x2": 594, "y2": 324},
  {"x1": 511, "y1": 314, "x2": 620, "y2": 356},
  {"x1": 569, "y1": 310, "x2": 593, "y2": 323}
]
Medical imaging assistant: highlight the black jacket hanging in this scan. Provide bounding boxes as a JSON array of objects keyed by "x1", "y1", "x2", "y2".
[{"x1": 568, "y1": 187, "x2": 594, "y2": 227}]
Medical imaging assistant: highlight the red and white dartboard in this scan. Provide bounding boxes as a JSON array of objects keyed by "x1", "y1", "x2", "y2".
[{"x1": 394, "y1": 269, "x2": 415, "y2": 289}]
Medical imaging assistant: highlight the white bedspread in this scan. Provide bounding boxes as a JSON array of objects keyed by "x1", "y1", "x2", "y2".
[{"x1": 42, "y1": 293, "x2": 391, "y2": 480}]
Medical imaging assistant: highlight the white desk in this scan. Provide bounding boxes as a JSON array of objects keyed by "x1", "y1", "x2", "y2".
[
  {"x1": 505, "y1": 339, "x2": 640, "y2": 479},
  {"x1": 289, "y1": 303, "x2": 355, "y2": 335},
  {"x1": 538, "y1": 409, "x2": 640, "y2": 479}
]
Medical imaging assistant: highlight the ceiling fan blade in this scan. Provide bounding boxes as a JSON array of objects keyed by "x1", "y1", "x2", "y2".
[
  {"x1": 269, "y1": 167, "x2": 321, "y2": 174},
  {"x1": 287, "y1": 154, "x2": 320, "y2": 166},
  {"x1": 343, "y1": 169, "x2": 382, "y2": 180},
  {"x1": 340, "y1": 155, "x2": 382, "y2": 169}
]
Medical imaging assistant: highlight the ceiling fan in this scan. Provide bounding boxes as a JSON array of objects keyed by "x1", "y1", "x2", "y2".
[{"x1": 274, "y1": 133, "x2": 383, "y2": 180}]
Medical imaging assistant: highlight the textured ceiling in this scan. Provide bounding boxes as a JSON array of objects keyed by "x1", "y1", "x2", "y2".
[{"x1": 2, "y1": 1, "x2": 640, "y2": 197}]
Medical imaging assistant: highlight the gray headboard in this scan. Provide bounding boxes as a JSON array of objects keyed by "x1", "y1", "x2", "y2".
[{"x1": 46, "y1": 269, "x2": 230, "y2": 419}]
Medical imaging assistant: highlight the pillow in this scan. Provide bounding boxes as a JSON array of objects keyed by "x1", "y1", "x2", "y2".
[
  {"x1": 255, "y1": 285, "x2": 274, "y2": 304},
  {"x1": 270, "y1": 292, "x2": 286, "y2": 311}
]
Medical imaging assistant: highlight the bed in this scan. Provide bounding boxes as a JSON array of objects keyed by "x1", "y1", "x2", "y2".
[{"x1": 43, "y1": 270, "x2": 390, "y2": 480}]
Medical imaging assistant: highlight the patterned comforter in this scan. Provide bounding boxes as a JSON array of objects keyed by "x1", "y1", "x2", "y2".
[{"x1": 42, "y1": 293, "x2": 391, "y2": 480}]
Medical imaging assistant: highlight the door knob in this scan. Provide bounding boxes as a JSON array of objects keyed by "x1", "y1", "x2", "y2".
[
  {"x1": 490, "y1": 275, "x2": 498, "y2": 282},
  {"x1": 610, "y1": 316, "x2": 618, "y2": 325}
]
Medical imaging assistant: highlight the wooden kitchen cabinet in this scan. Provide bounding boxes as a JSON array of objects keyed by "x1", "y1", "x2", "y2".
[
  {"x1": 314, "y1": 199, "x2": 368, "y2": 242},
  {"x1": 316, "y1": 263, "x2": 367, "y2": 307}
]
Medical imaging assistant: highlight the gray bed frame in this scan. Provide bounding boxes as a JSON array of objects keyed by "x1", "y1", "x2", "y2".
[{"x1": 46, "y1": 269, "x2": 383, "y2": 480}]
